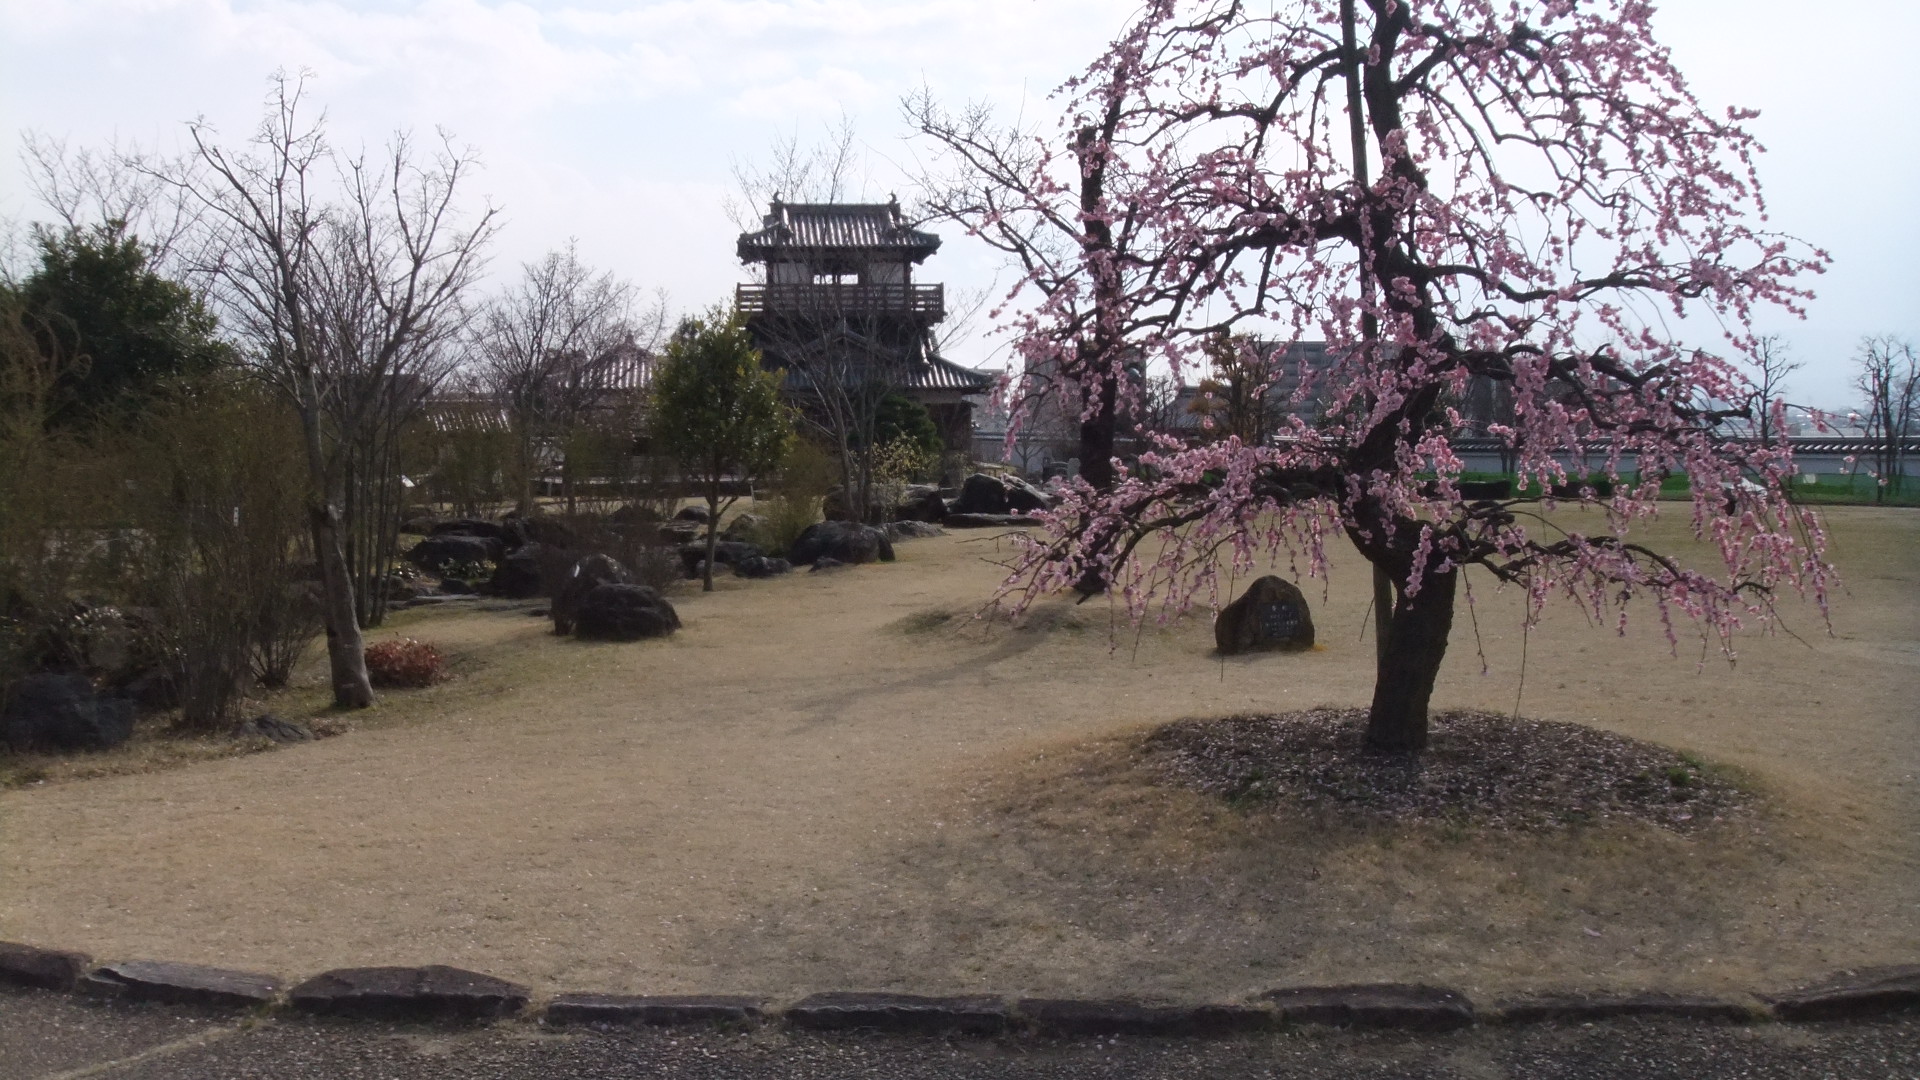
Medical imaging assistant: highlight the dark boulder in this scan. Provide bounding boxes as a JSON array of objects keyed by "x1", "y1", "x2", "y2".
[
  {"x1": 788, "y1": 521, "x2": 895, "y2": 566},
  {"x1": 2, "y1": 672, "x2": 134, "y2": 752},
  {"x1": 609, "y1": 504, "x2": 664, "y2": 526},
  {"x1": 722, "y1": 513, "x2": 767, "y2": 539},
  {"x1": 656, "y1": 520, "x2": 704, "y2": 544},
  {"x1": 1002, "y1": 475, "x2": 1054, "y2": 513},
  {"x1": 508, "y1": 514, "x2": 577, "y2": 550},
  {"x1": 400, "y1": 513, "x2": 441, "y2": 535},
  {"x1": 893, "y1": 485, "x2": 948, "y2": 523},
  {"x1": 734, "y1": 556, "x2": 792, "y2": 579},
  {"x1": 952, "y1": 473, "x2": 1011, "y2": 515},
  {"x1": 574, "y1": 584, "x2": 681, "y2": 641},
  {"x1": 884, "y1": 520, "x2": 944, "y2": 541},
  {"x1": 944, "y1": 512, "x2": 1043, "y2": 528},
  {"x1": 678, "y1": 540, "x2": 765, "y2": 578},
  {"x1": 430, "y1": 518, "x2": 522, "y2": 550},
  {"x1": 1215, "y1": 575, "x2": 1315, "y2": 654},
  {"x1": 673, "y1": 505, "x2": 711, "y2": 523},
  {"x1": 553, "y1": 554, "x2": 633, "y2": 636},
  {"x1": 488, "y1": 542, "x2": 572, "y2": 600},
  {"x1": 407, "y1": 533, "x2": 500, "y2": 574}
]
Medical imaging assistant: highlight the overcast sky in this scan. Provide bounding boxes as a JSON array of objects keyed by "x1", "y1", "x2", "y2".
[{"x1": 3, "y1": 0, "x2": 1914, "y2": 407}]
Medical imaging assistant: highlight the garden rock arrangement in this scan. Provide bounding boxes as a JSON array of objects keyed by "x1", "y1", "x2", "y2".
[
  {"x1": 1214, "y1": 575, "x2": 1315, "y2": 654},
  {"x1": 1143, "y1": 709, "x2": 1749, "y2": 831},
  {"x1": 573, "y1": 584, "x2": 680, "y2": 641}
]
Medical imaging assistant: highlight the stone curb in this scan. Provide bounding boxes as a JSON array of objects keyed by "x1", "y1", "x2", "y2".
[
  {"x1": 287, "y1": 965, "x2": 531, "y2": 1022},
  {"x1": 1765, "y1": 966, "x2": 1920, "y2": 1022},
  {"x1": 544, "y1": 993, "x2": 766, "y2": 1027},
  {"x1": 0, "y1": 941, "x2": 91, "y2": 991},
  {"x1": 786, "y1": 992, "x2": 1010, "y2": 1035},
  {"x1": 1490, "y1": 992, "x2": 1756, "y2": 1025},
  {"x1": 1260, "y1": 983, "x2": 1475, "y2": 1032},
  {"x1": 1016, "y1": 998, "x2": 1273, "y2": 1037},
  {"x1": 78, "y1": 960, "x2": 280, "y2": 1010},
  {"x1": 6, "y1": 941, "x2": 1919, "y2": 1034}
]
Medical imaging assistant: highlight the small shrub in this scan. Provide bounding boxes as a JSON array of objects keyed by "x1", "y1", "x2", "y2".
[{"x1": 363, "y1": 638, "x2": 449, "y2": 689}]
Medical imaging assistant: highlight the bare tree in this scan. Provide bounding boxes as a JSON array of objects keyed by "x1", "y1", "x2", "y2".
[
  {"x1": 19, "y1": 132, "x2": 210, "y2": 281},
  {"x1": 155, "y1": 72, "x2": 499, "y2": 708},
  {"x1": 1854, "y1": 335, "x2": 1918, "y2": 501},
  {"x1": 1744, "y1": 335, "x2": 1802, "y2": 448},
  {"x1": 722, "y1": 114, "x2": 863, "y2": 237},
  {"x1": 471, "y1": 242, "x2": 639, "y2": 514}
]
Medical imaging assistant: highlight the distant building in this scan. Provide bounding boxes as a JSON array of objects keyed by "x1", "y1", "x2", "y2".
[{"x1": 734, "y1": 199, "x2": 992, "y2": 450}]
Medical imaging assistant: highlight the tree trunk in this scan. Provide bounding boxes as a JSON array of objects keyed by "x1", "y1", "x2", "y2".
[
  {"x1": 1364, "y1": 566, "x2": 1457, "y2": 754},
  {"x1": 1078, "y1": 372, "x2": 1119, "y2": 491},
  {"x1": 310, "y1": 501, "x2": 374, "y2": 709},
  {"x1": 701, "y1": 482, "x2": 720, "y2": 592}
]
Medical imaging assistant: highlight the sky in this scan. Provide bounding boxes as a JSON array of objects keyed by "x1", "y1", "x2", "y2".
[{"x1": 2, "y1": 0, "x2": 1914, "y2": 409}]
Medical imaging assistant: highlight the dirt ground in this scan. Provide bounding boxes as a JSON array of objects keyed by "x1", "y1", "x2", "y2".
[{"x1": 1, "y1": 507, "x2": 1914, "y2": 1004}]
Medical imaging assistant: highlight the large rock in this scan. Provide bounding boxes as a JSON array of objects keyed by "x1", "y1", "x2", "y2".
[
  {"x1": 1, "y1": 673, "x2": 134, "y2": 752},
  {"x1": 893, "y1": 485, "x2": 948, "y2": 523},
  {"x1": 407, "y1": 533, "x2": 501, "y2": 575},
  {"x1": 608, "y1": 504, "x2": 663, "y2": 526},
  {"x1": 733, "y1": 556, "x2": 792, "y2": 579},
  {"x1": 488, "y1": 542, "x2": 567, "y2": 599},
  {"x1": 722, "y1": 513, "x2": 767, "y2": 540},
  {"x1": 952, "y1": 472, "x2": 1011, "y2": 515},
  {"x1": 506, "y1": 513, "x2": 577, "y2": 550},
  {"x1": 553, "y1": 554, "x2": 633, "y2": 636},
  {"x1": 574, "y1": 584, "x2": 681, "y2": 641},
  {"x1": 678, "y1": 540, "x2": 765, "y2": 578},
  {"x1": 1215, "y1": 575, "x2": 1315, "y2": 654},
  {"x1": 673, "y1": 505, "x2": 711, "y2": 523},
  {"x1": 952, "y1": 472, "x2": 1055, "y2": 516},
  {"x1": 430, "y1": 518, "x2": 522, "y2": 550},
  {"x1": 787, "y1": 521, "x2": 895, "y2": 567},
  {"x1": 884, "y1": 520, "x2": 944, "y2": 541}
]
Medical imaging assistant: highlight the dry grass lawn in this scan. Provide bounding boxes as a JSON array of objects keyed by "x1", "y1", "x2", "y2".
[{"x1": 1, "y1": 506, "x2": 1914, "y2": 1004}]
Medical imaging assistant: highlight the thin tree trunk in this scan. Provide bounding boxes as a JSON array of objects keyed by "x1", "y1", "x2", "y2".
[
  {"x1": 702, "y1": 476, "x2": 720, "y2": 592},
  {"x1": 310, "y1": 501, "x2": 374, "y2": 709},
  {"x1": 1364, "y1": 566, "x2": 1457, "y2": 754}
]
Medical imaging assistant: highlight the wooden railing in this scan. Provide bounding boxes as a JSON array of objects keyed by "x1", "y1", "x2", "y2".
[{"x1": 735, "y1": 283, "x2": 944, "y2": 320}]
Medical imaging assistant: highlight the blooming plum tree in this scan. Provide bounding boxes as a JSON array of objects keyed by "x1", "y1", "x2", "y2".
[{"x1": 931, "y1": 0, "x2": 1835, "y2": 753}]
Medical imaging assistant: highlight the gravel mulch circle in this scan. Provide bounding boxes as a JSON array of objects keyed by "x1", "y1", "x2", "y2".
[{"x1": 1141, "y1": 709, "x2": 1750, "y2": 832}]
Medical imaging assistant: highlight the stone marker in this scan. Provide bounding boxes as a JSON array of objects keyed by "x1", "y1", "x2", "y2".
[
  {"x1": 0, "y1": 941, "x2": 91, "y2": 991},
  {"x1": 80, "y1": 960, "x2": 280, "y2": 1009},
  {"x1": 288, "y1": 965, "x2": 529, "y2": 1022},
  {"x1": 1214, "y1": 575, "x2": 1315, "y2": 654}
]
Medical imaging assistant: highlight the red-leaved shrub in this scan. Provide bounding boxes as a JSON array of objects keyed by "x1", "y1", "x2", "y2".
[{"x1": 362, "y1": 638, "x2": 449, "y2": 688}]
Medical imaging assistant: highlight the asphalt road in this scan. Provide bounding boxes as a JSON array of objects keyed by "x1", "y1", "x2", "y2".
[{"x1": 4, "y1": 990, "x2": 1916, "y2": 1080}]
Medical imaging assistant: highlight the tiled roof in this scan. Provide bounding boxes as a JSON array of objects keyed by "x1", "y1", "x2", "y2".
[
  {"x1": 738, "y1": 200, "x2": 941, "y2": 262},
  {"x1": 909, "y1": 354, "x2": 995, "y2": 393}
]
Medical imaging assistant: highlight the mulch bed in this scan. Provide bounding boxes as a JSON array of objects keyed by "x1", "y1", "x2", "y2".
[{"x1": 1141, "y1": 709, "x2": 1749, "y2": 832}]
